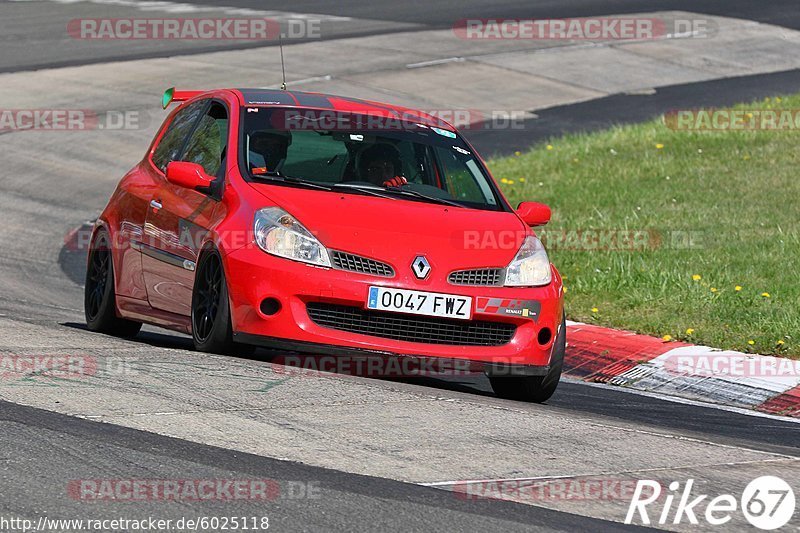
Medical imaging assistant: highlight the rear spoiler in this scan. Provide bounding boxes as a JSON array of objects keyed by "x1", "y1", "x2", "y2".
[{"x1": 161, "y1": 87, "x2": 204, "y2": 109}]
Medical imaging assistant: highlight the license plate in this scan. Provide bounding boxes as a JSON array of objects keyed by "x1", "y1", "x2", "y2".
[{"x1": 367, "y1": 286, "x2": 473, "y2": 320}]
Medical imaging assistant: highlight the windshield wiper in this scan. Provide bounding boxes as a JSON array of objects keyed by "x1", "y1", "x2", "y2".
[
  {"x1": 252, "y1": 171, "x2": 333, "y2": 191},
  {"x1": 382, "y1": 187, "x2": 466, "y2": 208},
  {"x1": 250, "y1": 173, "x2": 464, "y2": 207},
  {"x1": 331, "y1": 183, "x2": 397, "y2": 200}
]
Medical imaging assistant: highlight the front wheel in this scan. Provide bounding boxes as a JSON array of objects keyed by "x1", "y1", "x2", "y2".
[
  {"x1": 489, "y1": 314, "x2": 566, "y2": 403},
  {"x1": 84, "y1": 230, "x2": 142, "y2": 338},
  {"x1": 191, "y1": 249, "x2": 253, "y2": 356}
]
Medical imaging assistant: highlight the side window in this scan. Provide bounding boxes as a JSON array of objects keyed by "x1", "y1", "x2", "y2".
[
  {"x1": 151, "y1": 100, "x2": 207, "y2": 172},
  {"x1": 182, "y1": 103, "x2": 228, "y2": 177},
  {"x1": 434, "y1": 146, "x2": 496, "y2": 205}
]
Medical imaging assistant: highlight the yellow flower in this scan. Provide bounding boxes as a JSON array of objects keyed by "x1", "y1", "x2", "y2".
[
  {"x1": 507, "y1": 180, "x2": 515, "y2": 185},
  {"x1": 655, "y1": 143, "x2": 664, "y2": 149},
  {"x1": 747, "y1": 340, "x2": 755, "y2": 346},
  {"x1": 692, "y1": 274, "x2": 702, "y2": 281},
  {"x1": 562, "y1": 286, "x2": 568, "y2": 294},
  {"x1": 735, "y1": 285, "x2": 742, "y2": 291},
  {"x1": 761, "y1": 292, "x2": 771, "y2": 298},
  {"x1": 777, "y1": 340, "x2": 785, "y2": 346},
  {"x1": 662, "y1": 335, "x2": 673, "y2": 341},
  {"x1": 686, "y1": 328, "x2": 694, "y2": 335},
  {"x1": 519, "y1": 177, "x2": 526, "y2": 182},
  {"x1": 500, "y1": 178, "x2": 509, "y2": 184},
  {"x1": 514, "y1": 151, "x2": 521, "y2": 156},
  {"x1": 710, "y1": 287, "x2": 717, "y2": 293},
  {"x1": 546, "y1": 144, "x2": 554, "y2": 151},
  {"x1": 591, "y1": 307, "x2": 599, "y2": 313}
]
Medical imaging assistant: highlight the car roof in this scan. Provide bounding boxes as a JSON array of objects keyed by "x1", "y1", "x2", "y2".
[{"x1": 233, "y1": 88, "x2": 454, "y2": 130}]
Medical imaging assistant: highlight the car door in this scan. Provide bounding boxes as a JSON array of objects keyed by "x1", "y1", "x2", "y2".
[
  {"x1": 111, "y1": 166, "x2": 157, "y2": 302},
  {"x1": 117, "y1": 99, "x2": 206, "y2": 303},
  {"x1": 141, "y1": 100, "x2": 228, "y2": 316}
]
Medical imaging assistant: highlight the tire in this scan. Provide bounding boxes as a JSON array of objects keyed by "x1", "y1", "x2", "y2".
[
  {"x1": 84, "y1": 230, "x2": 142, "y2": 338},
  {"x1": 489, "y1": 314, "x2": 566, "y2": 403},
  {"x1": 191, "y1": 248, "x2": 254, "y2": 356}
]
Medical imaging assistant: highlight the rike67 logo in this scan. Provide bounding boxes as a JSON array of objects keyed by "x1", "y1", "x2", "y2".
[{"x1": 626, "y1": 476, "x2": 795, "y2": 529}]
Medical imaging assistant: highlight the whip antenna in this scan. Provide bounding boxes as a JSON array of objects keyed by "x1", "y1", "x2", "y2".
[{"x1": 279, "y1": 31, "x2": 287, "y2": 90}]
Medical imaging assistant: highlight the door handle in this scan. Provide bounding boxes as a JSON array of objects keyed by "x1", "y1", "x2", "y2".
[{"x1": 150, "y1": 199, "x2": 163, "y2": 210}]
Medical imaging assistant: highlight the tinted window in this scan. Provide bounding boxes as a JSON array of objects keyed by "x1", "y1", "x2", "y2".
[
  {"x1": 152, "y1": 100, "x2": 206, "y2": 172},
  {"x1": 183, "y1": 103, "x2": 228, "y2": 177}
]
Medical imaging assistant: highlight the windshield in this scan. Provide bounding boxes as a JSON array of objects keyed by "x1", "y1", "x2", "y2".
[{"x1": 240, "y1": 107, "x2": 504, "y2": 210}]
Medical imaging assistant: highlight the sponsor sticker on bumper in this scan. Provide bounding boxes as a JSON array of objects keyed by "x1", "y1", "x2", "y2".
[{"x1": 476, "y1": 297, "x2": 541, "y2": 320}]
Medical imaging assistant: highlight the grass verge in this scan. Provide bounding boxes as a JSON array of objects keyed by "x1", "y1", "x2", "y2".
[{"x1": 489, "y1": 94, "x2": 799, "y2": 357}]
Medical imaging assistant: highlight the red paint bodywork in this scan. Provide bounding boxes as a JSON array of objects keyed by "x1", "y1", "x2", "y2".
[{"x1": 95, "y1": 89, "x2": 564, "y2": 367}]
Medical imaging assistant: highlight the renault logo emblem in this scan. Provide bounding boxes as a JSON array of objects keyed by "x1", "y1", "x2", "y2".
[{"x1": 411, "y1": 256, "x2": 431, "y2": 279}]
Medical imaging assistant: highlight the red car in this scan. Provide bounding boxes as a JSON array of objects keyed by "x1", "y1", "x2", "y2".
[{"x1": 85, "y1": 88, "x2": 565, "y2": 402}]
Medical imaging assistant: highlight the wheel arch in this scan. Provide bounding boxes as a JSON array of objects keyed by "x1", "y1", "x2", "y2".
[
  {"x1": 87, "y1": 218, "x2": 125, "y2": 300},
  {"x1": 193, "y1": 241, "x2": 240, "y2": 333}
]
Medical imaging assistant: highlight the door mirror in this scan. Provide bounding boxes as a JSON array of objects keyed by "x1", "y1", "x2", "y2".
[
  {"x1": 516, "y1": 201, "x2": 551, "y2": 226},
  {"x1": 165, "y1": 161, "x2": 213, "y2": 191}
]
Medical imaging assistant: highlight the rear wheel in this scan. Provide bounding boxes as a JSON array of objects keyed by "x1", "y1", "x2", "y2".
[
  {"x1": 84, "y1": 230, "x2": 142, "y2": 337},
  {"x1": 191, "y1": 249, "x2": 254, "y2": 355},
  {"x1": 489, "y1": 314, "x2": 566, "y2": 403}
]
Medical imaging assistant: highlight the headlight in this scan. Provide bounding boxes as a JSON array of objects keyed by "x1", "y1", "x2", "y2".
[
  {"x1": 254, "y1": 207, "x2": 331, "y2": 267},
  {"x1": 504, "y1": 235, "x2": 552, "y2": 287}
]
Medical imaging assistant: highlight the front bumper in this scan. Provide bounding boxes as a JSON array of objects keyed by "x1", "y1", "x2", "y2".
[{"x1": 224, "y1": 245, "x2": 564, "y2": 367}]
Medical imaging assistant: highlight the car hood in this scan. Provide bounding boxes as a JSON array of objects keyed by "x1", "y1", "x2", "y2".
[{"x1": 247, "y1": 182, "x2": 530, "y2": 275}]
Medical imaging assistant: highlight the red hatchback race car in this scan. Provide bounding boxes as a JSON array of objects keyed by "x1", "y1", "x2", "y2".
[{"x1": 84, "y1": 88, "x2": 565, "y2": 402}]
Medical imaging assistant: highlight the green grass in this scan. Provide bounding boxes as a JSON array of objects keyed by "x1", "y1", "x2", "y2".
[{"x1": 488, "y1": 94, "x2": 800, "y2": 357}]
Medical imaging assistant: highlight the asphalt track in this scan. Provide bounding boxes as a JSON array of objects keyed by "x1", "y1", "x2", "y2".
[
  {"x1": 470, "y1": 68, "x2": 800, "y2": 156},
  {"x1": 3, "y1": 0, "x2": 800, "y2": 72},
  {"x1": 2, "y1": 400, "x2": 646, "y2": 533},
  {"x1": 2, "y1": 0, "x2": 800, "y2": 531},
  {"x1": 180, "y1": 0, "x2": 800, "y2": 29}
]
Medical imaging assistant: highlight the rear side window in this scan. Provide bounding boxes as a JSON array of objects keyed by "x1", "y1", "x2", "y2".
[
  {"x1": 152, "y1": 100, "x2": 207, "y2": 172},
  {"x1": 182, "y1": 103, "x2": 228, "y2": 177}
]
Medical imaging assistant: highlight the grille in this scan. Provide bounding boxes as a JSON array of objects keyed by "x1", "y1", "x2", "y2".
[
  {"x1": 306, "y1": 303, "x2": 516, "y2": 346},
  {"x1": 331, "y1": 251, "x2": 394, "y2": 277},
  {"x1": 448, "y1": 268, "x2": 504, "y2": 286}
]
